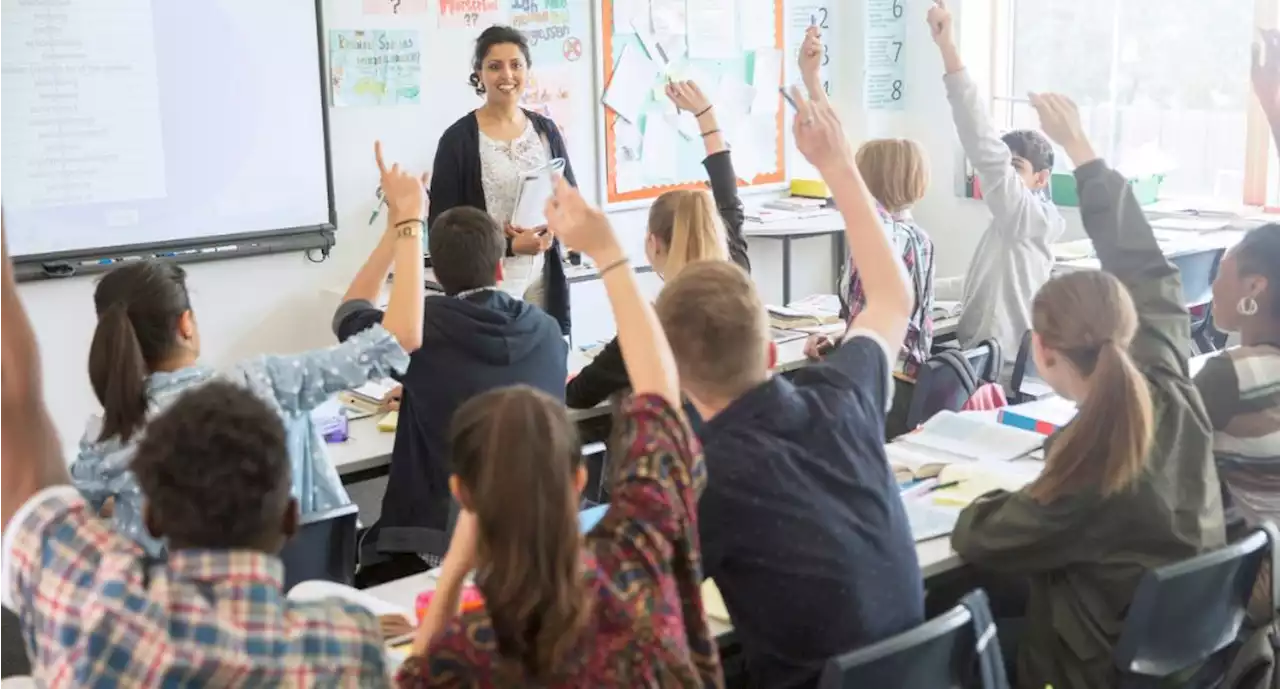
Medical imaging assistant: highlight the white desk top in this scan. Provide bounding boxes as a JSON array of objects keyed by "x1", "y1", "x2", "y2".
[
  {"x1": 743, "y1": 211, "x2": 845, "y2": 237},
  {"x1": 1053, "y1": 227, "x2": 1248, "y2": 273}
]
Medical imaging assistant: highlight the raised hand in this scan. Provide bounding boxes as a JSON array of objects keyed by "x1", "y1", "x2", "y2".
[
  {"x1": 544, "y1": 176, "x2": 620, "y2": 262},
  {"x1": 927, "y1": 0, "x2": 954, "y2": 47},
  {"x1": 665, "y1": 80, "x2": 712, "y2": 115},
  {"x1": 1028, "y1": 92, "x2": 1098, "y2": 167},
  {"x1": 799, "y1": 26, "x2": 823, "y2": 82},
  {"x1": 374, "y1": 140, "x2": 428, "y2": 223},
  {"x1": 1254, "y1": 30, "x2": 1280, "y2": 125},
  {"x1": 788, "y1": 85, "x2": 852, "y2": 174}
]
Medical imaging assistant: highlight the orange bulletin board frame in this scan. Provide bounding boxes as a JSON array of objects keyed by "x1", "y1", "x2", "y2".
[{"x1": 597, "y1": 0, "x2": 788, "y2": 206}]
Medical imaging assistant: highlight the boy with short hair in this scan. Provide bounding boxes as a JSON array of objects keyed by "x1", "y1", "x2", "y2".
[
  {"x1": 654, "y1": 81, "x2": 923, "y2": 688},
  {"x1": 335, "y1": 205, "x2": 567, "y2": 578},
  {"x1": 930, "y1": 0, "x2": 1065, "y2": 360},
  {"x1": 1, "y1": 235, "x2": 389, "y2": 684}
]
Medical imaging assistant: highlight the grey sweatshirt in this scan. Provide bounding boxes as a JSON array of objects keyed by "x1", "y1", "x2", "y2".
[{"x1": 945, "y1": 69, "x2": 1065, "y2": 361}]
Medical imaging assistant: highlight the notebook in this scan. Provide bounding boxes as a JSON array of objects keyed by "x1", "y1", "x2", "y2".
[
  {"x1": 896, "y1": 411, "x2": 1045, "y2": 463},
  {"x1": 903, "y1": 499, "x2": 962, "y2": 542},
  {"x1": 930, "y1": 461, "x2": 1042, "y2": 508}
]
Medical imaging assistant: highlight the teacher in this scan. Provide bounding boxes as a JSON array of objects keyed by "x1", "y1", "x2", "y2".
[{"x1": 429, "y1": 25, "x2": 575, "y2": 337}]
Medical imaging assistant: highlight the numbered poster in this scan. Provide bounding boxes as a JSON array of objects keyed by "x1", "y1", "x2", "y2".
[
  {"x1": 864, "y1": 0, "x2": 905, "y2": 110},
  {"x1": 438, "y1": 0, "x2": 505, "y2": 29},
  {"x1": 786, "y1": 2, "x2": 832, "y2": 99}
]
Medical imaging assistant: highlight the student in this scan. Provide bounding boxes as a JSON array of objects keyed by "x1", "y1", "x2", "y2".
[
  {"x1": 928, "y1": 0, "x2": 1064, "y2": 360},
  {"x1": 430, "y1": 25, "x2": 576, "y2": 336},
  {"x1": 70, "y1": 143, "x2": 424, "y2": 556},
  {"x1": 566, "y1": 79, "x2": 750, "y2": 410},
  {"x1": 394, "y1": 177, "x2": 721, "y2": 687},
  {"x1": 335, "y1": 189, "x2": 567, "y2": 581},
  {"x1": 949, "y1": 93, "x2": 1225, "y2": 689},
  {"x1": 654, "y1": 81, "x2": 923, "y2": 688},
  {"x1": 0, "y1": 240, "x2": 392, "y2": 685}
]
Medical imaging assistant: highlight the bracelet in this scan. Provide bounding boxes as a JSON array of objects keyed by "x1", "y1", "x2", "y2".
[
  {"x1": 597, "y1": 256, "x2": 630, "y2": 278},
  {"x1": 395, "y1": 218, "x2": 426, "y2": 228},
  {"x1": 695, "y1": 105, "x2": 713, "y2": 117},
  {"x1": 700, "y1": 128, "x2": 720, "y2": 138}
]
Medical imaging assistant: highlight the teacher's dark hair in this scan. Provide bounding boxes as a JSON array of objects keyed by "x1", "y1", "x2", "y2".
[
  {"x1": 470, "y1": 25, "x2": 532, "y2": 96},
  {"x1": 88, "y1": 260, "x2": 192, "y2": 442}
]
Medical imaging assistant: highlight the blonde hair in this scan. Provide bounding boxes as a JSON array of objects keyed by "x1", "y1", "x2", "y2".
[
  {"x1": 1027, "y1": 271, "x2": 1153, "y2": 503},
  {"x1": 655, "y1": 261, "x2": 768, "y2": 401},
  {"x1": 647, "y1": 189, "x2": 729, "y2": 279},
  {"x1": 855, "y1": 139, "x2": 930, "y2": 213}
]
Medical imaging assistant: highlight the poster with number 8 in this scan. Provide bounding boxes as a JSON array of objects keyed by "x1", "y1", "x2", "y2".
[{"x1": 864, "y1": 0, "x2": 906, "y2": 110}]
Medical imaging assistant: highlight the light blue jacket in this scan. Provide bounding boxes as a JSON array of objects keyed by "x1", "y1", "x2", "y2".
[{"x1": 71, "y1": 324, "x2": 408, "y2": 555}]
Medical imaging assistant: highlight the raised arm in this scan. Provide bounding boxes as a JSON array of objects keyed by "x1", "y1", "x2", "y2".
[
  {"x1": 790, "y1": 84, "x2": 911, "y2": 356},
  {"x1": 1255, "y1": 31, "x2": 1280, "y2": 150},
  {"x1": 1, "y1": 228, "x2": 70, "y2": 532},
  {"x1": 545, "y1": 178, "x2": 681, "y2": 408},
  {"x1": 342, "y1": 141, "x2": 428, "y2": 352},
  {"x1": 1031, "y1": 93, "x2": 1189, "y2": 375},
  {"x1": 666, "y1": 80, "x2": 749, "y2": 271},
  {"x1": 929, "y1": 1, "x2": 1036, "y2": 232}
]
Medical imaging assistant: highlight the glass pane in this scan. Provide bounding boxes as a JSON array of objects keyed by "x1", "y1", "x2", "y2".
[{"x1": 1011, "y1": 0, "x2": 1256, "y2": 202}]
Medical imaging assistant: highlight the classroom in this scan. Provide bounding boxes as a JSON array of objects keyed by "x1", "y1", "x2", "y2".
[{"x1": 1, "y1": 0, "x2": 1279, "y2": 687}]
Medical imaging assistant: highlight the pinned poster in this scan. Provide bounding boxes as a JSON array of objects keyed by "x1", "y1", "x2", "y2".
[
  {"x1": 438, "y1": 0, "x2": 505, "y2": 29},
  {"x1": 521, "y1": 67, "x2": 576, "y2": 139},
  {"x1": 786, "y1": 2, "x2": 833, "y2": 99},
  {"x1": 686, "y1": 0, "x2": 739, "y2": 59},
  {"x1": 329, "y1": 30, "x2": 422, "y2": 107},
  {"x1": 509, "y1": 0, "x2": 589, "y2": 66},
  {"x1": 363, "y1": 0, "x2": 429, "y2": 14},
  {"x1": 740, "y1": 0, "x2": 776, "y2": 50},
  {"x1": 864, "y1": 0, "x2": 906, "y2": 110},
  {"x1": 602, "y1": 43, "x2": 660, "y2": 124}
]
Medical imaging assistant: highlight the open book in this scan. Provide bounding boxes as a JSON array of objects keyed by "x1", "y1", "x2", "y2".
[
  {"x1": 896, "y1": 411, "x2": 1046, "y2": 463},
  {"x1": 930, "y1": 300, "x2": 964, "y2": 320}
]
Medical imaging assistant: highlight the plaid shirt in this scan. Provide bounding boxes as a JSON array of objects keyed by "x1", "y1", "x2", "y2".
[
  {"x1": 841, "y1": 208, "x2": 936, "y2": 379},
  {"x1": 3, "y1": 488, "x2": 390, "y2": 688}
]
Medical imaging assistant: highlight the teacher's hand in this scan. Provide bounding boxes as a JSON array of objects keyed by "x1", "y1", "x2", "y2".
[{"x1": 510, "y1": 226, "x2": 552, "y2": 255}]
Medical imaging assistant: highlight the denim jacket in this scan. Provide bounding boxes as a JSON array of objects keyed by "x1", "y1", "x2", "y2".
[{"x1": 70, "y1": 324, "x2": 409, "y2": 555}]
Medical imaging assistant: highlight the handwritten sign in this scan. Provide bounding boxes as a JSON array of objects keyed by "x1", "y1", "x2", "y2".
[
  {"x1": 521, "y1": 66, "x2": 575, "y2": 140},
  {"x1": 864, "y1": 0, "x2": 905, "y2": 110},
  {"x1": 363, "y1": 0, "x2": 429, "y2": 15},
  {"x1": 329, "y1": 30, "x2": 422, "y2": 107},
  {"x1": 438, "y1": 0, "x2": 504, "y2": 29},
  {"x1": 509, "y1": 0, "x2": 588, "y2": 66},
  {"x1": 786, "y1": 2, "x2": 832, "y2": 98}
]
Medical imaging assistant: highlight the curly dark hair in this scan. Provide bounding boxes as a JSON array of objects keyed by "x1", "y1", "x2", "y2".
[
  {"x1": 132, "y1": 380, "x2": 292, "y2": 550},
  {"x1": 469, "y1": 25, "x2": 531, "y2": 96},
  {"x1": 1236, "y1": 223, "x2": 1280, "y2": 318},
  {"x1": 1002, "y1": 129, "x2": 1055, "y2": 173}
]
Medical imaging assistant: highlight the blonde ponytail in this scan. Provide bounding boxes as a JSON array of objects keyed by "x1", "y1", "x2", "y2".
[{"x1": 648, "y1": 189, "x2": 728, "y2": 280}]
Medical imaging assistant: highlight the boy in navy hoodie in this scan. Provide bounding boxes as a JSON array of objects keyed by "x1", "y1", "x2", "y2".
[{"x1": 334, "y1": 205, "x2": 567, "y2": 581}]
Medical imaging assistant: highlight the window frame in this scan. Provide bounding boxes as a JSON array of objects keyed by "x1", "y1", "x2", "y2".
[{"x1": 968, "y1": 0, "x2": 1277, "y2": 208}]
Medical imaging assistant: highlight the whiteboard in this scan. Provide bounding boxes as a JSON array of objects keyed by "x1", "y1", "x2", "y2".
[{"x1": 1, "y1": 0, "x2": 335, "y2": 263}]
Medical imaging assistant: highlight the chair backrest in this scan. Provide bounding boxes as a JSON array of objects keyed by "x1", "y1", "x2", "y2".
[
  {"x1": 1170, "y1": 248, "x2": 1224, "y2": 311},
  {"x1": 279, "y1": 503, "x2": 360, "y2": 592},
  {"x1": 1009, "y1": 330, "x2": 1036, "y2": 397},
  {"x1": 905, "y1": 340, "x2": 1001, "y2": 430},
  {"x1": 1113, "y1": 524, "x2": 1275, "y2": 680},
  {"x1": 817, "y1": 595, "x2": 1004, "y2": 689}
]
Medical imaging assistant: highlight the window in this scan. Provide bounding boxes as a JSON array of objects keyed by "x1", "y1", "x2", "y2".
[{"x1": 979, "y1": 0, "x2": 1278, "y2": 207}]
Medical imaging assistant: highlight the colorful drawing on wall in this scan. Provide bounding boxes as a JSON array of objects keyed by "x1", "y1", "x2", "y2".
[
  {"x1": 521, "y1": 66, "x2": 575, "y2": 142},
  {"x1": 329, "y1": 30, "x2": 422, "y2": 107},
  {"x1": 363, "y1": 0, "x2": 430, "y2": 15},
  {"x1": 438, "y1": 0, "x2": 505, "y2": 29},
  {"x1": 509, "y1": 0, "x2": 587, "y2": 66}
]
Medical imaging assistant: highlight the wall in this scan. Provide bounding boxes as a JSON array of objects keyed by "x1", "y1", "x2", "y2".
[{"x1": 20, "y1": 0, "x2": 838, "y2": 458}]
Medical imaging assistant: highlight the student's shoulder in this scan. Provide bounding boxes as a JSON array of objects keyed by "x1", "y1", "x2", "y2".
[{"x1": 286, "y1": 596, "x2": 383, "y2": 641}]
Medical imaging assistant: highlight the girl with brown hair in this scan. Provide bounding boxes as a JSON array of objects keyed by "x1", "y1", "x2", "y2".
[
  {"x1": 395, "y1": 176, "x2": 721, "y2": 687},
  {"x1": 949, "y1": 93, "x2": 1224, "y2": 689}
]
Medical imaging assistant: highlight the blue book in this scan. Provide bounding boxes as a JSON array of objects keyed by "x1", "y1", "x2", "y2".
[{"x1": 579, "y1": 504, "x2": 609, "y2": 533}]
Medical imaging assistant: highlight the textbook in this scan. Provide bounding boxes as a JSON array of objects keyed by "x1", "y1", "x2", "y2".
[
  {"x1": 930, "y1": 300, "x2": 964, "y2": 320},
  {"x1": 885, "y1": 441, "x2": 964, "y2": 483},
  {"x1": 767, "y1": 294, "x2": 843, "y2": 329},
  {"x1": 896, "y1": 411, "x2": 1045, "y2": 463}
]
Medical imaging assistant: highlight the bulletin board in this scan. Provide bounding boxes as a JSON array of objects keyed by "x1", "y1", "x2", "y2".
[{"x1": 595, "y1": 0, "x2": 788, "y2": 207}]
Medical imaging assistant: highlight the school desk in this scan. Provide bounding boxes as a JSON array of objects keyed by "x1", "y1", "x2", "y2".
[{"x1": 743, "y1": 212, "x2": 847, "y2": 306}]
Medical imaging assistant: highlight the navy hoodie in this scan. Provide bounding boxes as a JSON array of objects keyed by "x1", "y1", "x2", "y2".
[{"x1": 334, "y1": 289, "x2": 567, "y2": 557}]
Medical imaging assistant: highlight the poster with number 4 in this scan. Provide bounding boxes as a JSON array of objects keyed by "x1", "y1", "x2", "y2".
[{"x1": 864, "y1": 0, "x2": 905, "y2": 110}]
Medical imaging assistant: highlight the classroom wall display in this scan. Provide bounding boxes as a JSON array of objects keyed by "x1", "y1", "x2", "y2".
[
  {"x1": 595, "y1": 0, "x2": 788, "y2": 207},
  {"x1": 864, "y1": 0, "x2": 906, "y2": 110},
  {"x1": 329, "y1": 30, "x2": 423, "y2": 106}
]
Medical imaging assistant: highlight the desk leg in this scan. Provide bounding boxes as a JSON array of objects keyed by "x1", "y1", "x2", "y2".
[
  {"x1": 832, "y1": 233, "x2": 845, "y2": 295},
  {"x1": 781, "y1": 236, "x2": 792, "y2": 305}
]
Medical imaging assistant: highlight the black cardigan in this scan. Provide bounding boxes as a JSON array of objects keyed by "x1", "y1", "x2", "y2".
[
  {"x1": 429, "y1": 109, "x2": 575, "y2": 336},
  {"x1": 565, "y1": 150, "x2": 751, "y2": 409}
]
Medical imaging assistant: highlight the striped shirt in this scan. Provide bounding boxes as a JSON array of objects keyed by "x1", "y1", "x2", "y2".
[{"x1": 1194, "y1": 344, "x2": 1280, "y2": 526}]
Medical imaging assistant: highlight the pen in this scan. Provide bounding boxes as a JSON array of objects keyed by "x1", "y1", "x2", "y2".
[{"x1": 931, "y1": 480, "x2": 962, "y2": 492}]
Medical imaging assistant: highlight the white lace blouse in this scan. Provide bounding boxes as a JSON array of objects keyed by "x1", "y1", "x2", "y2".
[{"x1": 479, "y1": 119, "x2": 549, "y2": 303}]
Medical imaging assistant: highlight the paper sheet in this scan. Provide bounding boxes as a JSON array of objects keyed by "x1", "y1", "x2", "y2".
[
  {"x1": 631, "y1": 16, "x2": 668, "y2": 64},
  {"x1": 511, "y1": 159, "x2": 564, "y2": 229},
  {"x1": 603, "y1": 44, "x2": 660, "y2": 124},
  {"x1": 614, "y1": 119, "x2": 643, "y2": 161},
  {"x1": 740, "y1": 0, "x2": 777, "y2": 49},
  {"x1": 650, "y1": 0, "x2": 687, "y2": 36},
  {"x1": 686, "y1": 0, "x2": 739, "y2": 59},
  {"x1": 615, "y1": 159, "x2": 647, "y2": 193},
  {"x1": 613, "y1": 0, "x2": 649, "y2": 34},
  {"x1": 750, "y1": 49, "x2": 783, "y2": 117},
  {"x1": 640, "y1": 113, "x2": 680, "y2": 183}
]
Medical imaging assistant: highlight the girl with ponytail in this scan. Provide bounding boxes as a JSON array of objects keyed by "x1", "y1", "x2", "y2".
[
  {"x1": 948, "y1": 93, "x2": 1224, "y2": 689},
  {"x1": 72, "y1": 142, "x2": 429, "y2": 555},
  {"x1": 565, "y1": 79, "x2": 750, "y2": 410}
]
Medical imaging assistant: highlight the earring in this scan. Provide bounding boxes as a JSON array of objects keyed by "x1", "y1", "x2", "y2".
[{"x1": 1238, "y1": 296, "x2": 1259, "y2": 317}]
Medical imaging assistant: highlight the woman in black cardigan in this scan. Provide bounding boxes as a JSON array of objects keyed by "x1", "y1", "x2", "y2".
[
  {"x1": 566, "y1": 80, "x2": 751, "y2": 409},
  {"x1": 429, "y1": 25, "x2": 575, "y2": 336}
]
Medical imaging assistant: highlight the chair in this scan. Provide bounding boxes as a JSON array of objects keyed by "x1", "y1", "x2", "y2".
[
  {"x1": 1170, "y1": 248, "x2": 1224, "y2": 355},
  {"x1": 817, "y1": 589, "x2": 1007, "y2": 689},
  {"x1": 905, "y1": 339, "x2": 1002, "y2": 430},
  {"x1": 279, "y1": 503, "x2": 360, "y2": 592},
  {"x1": 1112, "y1": 523, "x2": 1277, "y2": 688}
]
